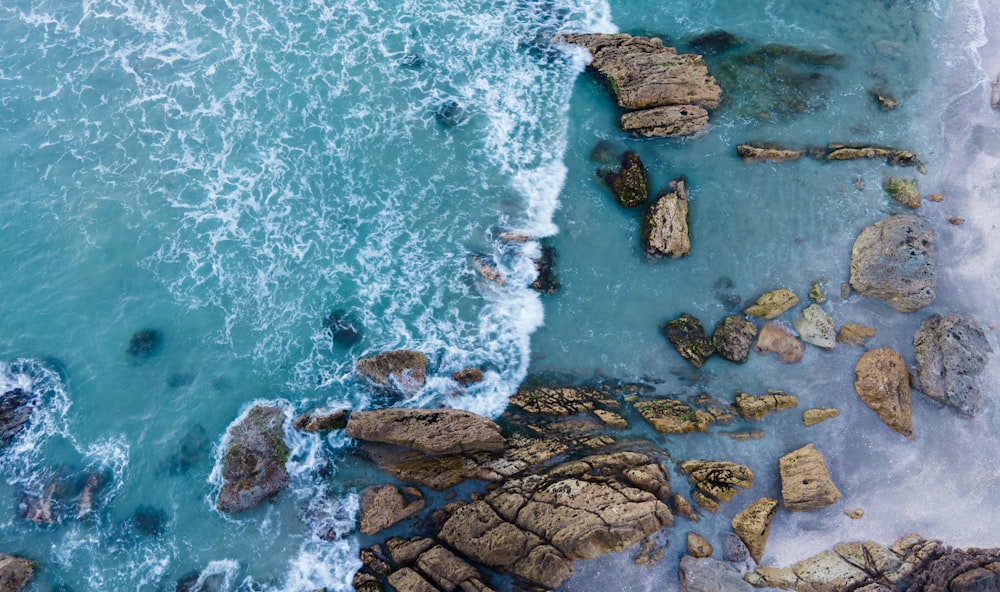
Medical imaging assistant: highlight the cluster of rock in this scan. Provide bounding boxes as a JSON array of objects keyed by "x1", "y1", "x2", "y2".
[{"x1": 559, "y1": 33, "x2": 722, "y2": 137}]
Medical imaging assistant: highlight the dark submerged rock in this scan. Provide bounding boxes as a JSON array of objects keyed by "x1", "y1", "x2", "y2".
[
  {"x1": 596, "y1": 150, "x2": 650, "y2": 208},
  {"x1": 161, "y1": 423, "x2": 211, "y2": 474},
  {"x1": 688, "y1": 30, "x2": 742, "y2": 55},
  {"x1": 662, "y1": 314, "x2": 715, "y2": 367},
  {"x1": 531, "y1": 242, "x2": 561, "y2": 294},
  {"x1": 913, "y1": 313, "x2": 993, "y2": 416},
  {"x1": 216, "y1": 405, "x2": 290, "y2": 513},
  {"x1": 131, "y1": 504, "x2": 168, "y2": 537},
  {"x1": 323, "y1": 309, "x2": 362, "y2": 347},
  {"x1": 451, "y1": 367, "x2": 485, "y2": 386},
  {"x1": 0, "y1": 388, "x2": 35, "y2": 448},
  {"x1": 127, "y1": 329, "x2": 162, "y2": 357},
  {"x1": 292, "y1": 409, "x2": 348, "y2": 432},
  {"x1": 434, "y1": 99, "x2": 467, "y2": 127}
]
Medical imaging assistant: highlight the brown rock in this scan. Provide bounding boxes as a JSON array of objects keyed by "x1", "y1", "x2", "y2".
[
  {"x1": 680, "y1": 460, "x2": 754, "y2": 506},
  {"x1": 216, "y1": 405, "x2": 290, "y2": 514},
  {"x1": 0, "y1": 554, "x2": 33, "y2": 592},
  {"x1": 844, "y1": 508, "x2": 865, "y2": 519},
  {"x1": 346, "y1": 408, "x2": 505, "y2": 455},
  {"x1": 359, "y1": 484, "x2": 425, "y2": 535},
  {"x1": 736, "y1": 143, "x2": 802, "y2": 162},
  {"x1": 592, "y1": 408, "x2": 628, "y2": 428},
  {"x1": 672, "y1": 493, "x2": 699, "y2": 521},
  {"x1": 837, "y1": 323, "x2": 876, "y2": 346},
  {"x1": 292, "y1": 409, "x2": 347, "y2": 432},
  {"x1": 355, "y1": 350, "x2": 428, "y2": 393},
  {"x1": 779, "y1": 443, "x2": 842, "y2": 512},
  {"x1": 634, "y1": 398, "x2": 713, "y2": 433},
  {"x1": 621, "y1": 104, "x2": 710, "y2": 137},
  {"x1": 387, "y1": 567, "x2": 440, "y2": 592},
  {"x1": 643, "y1": 178, "x2": 691, "y2": 258},
  {"x1": 416, "y1": 544, "x2": 486, "y2": 592},
  {"x1": 791, "y1": 550, "x2": 871, "y2": 591},
  {"x1": 825, "y1": 143, "x2": 920, "y2": 167},
  {"x1": 735, "y1": 390, "x2": 798, "y2": 421},
  {"x1": 854, "y1": 348, "x2": 914, "y2": 438},
  {"x1": 755, "y1": 321, "x2": 805, "y2": 363},
  {"x1": 731, "y1": 497, "x2": 779, "y2": 564},
  {"x1": 803, "y1": 408, "x2": 839, "y2": 426},
  {"x1": 849, "y1": 215, "x2": 935, "y2": 313},
  {"x1": 451, "y1": 367, "x2": 484, "y2": 386},
  {"x1": 711, "y1": 315, "x2": 758, "y2": 363},
  {"x1": 688, "y1": 532, "x2": 714, "y2": 558},
  {"x1": 509, "y1": 386, "x2": 615, "y2": 416}
]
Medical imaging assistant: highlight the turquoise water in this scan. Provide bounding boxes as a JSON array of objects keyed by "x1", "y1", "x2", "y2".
[{"x1": 1, "y1": 0, "x2": 998, "y2": 589}]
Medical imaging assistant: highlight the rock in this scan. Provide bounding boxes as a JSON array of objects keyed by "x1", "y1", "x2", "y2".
[
  {"x1": 323, "y1": 310, "x2": 363, "y2": 347},
  {"x1": 948, "y1": 216, "x2": 966, "y2": 225},
  {"x1": 347, "y1": 408, "x2": 504, "y2": 456},
  {"x1": 559, "y1": 33, "x2": 721, "y2": 137},
  {"x1": 689, "y1": 30, "x2": 742, "y2": 55},
  {"x1": 722, "y1": 532, "x2": 758, "y2": 575},
  {"x1": 837, "y1": 324, "x2": 876, "y2": 346},
  {"x1": 873, "y1": 88, "x2": 899, "y2": 110},
  {"x1": 927, "y1": 193, "x2": 945, "y2": 202},
  {"x1": 884, "y1": 176, "x2": 920, "y2": 208},
  {"x1": 597, "y1": 150, "x2": 649, "y2": 208},
  {"x1": 471, "y1": 255, "x2": 506, "y2": 286},
  {"x1": 711, "y1": 315, "x2": 757, "y2": 363},
  {"x1": 731, "y1": 497, "x2": 779, "y2": 564},
  {"x1": 788, "y1": 550, "x2": 871, "y2": 591},
  {"x1": 0, "y1": 389, "x2": 35, "y2": 447},
  {"x1": 735, "y1": 391, "x2": 798, "y2": 420},
  {"x1": 679, "y1": 460, "x2": 754, "y2": 507},
  {"x1": 662, "y1": 313, "x2": 715, "y2": 367},
  {"x1": 434, "y1": 99, "x2": 466, "y2": 127},
  {"x1": 913, "y1": 313, "x2": 993, "y2": 416},
  {"x1": 388, "y1": 567, "x2": 439, "y2": 592},
  {"x1": 825, "y1": 143, "x2": 921, "y2": 167},
  {"x1": 643, "y1": 178, "x2": 691, "y2": 258},
  {"x1": 509, "y1": 385, "x2": 616, "y2": 416},
  {"x1": 755, "y1": 321, "x2": 805, "y2": 363},
  {"x1": 687, "y1": 532, "x2": 714, "y2": 558},
  {"x1": 744, "y1": 288, "x2": 799, "y2": 319},
  {"x1": 849, "y1": 215, "x2": 935, "y2": 312},
  {"x1": 531, "y1": 243, "x2": 561, "y2": 295},
  {"x1": 679, "y1": 556, "x2": 754, "y2": 592},
  {"x1": 592, "y1": 408, "x2": 628, "y2": 428},
  {"x1": 127, "y1": 329, "x2": 162, "y2": 357},
  {"x1": 0, "y1": 554, "x2": 34, "y2": 592},
  {"x1": 216, "y1": 405, "x2": 290, "y2": 513},
  {"x1": 794, "y1": 303, "x2": 836, "y2": 349},
  {"x1": 809, "y1": 280, "x2": 827, "y2": 304},
  {"x1": 292, "y1": 409, "x2": 348, "y2": 433},
  {"x1": 131, "y1": 504, "x2": 168, "y2": 536},
  {"x1": 992, "y1": 74, "x2": 999, "y2": 110},
  {"x1": 854, "y1": 348, "x2": 914, "y2": 438},
  {"x1": 844, "y1": 508, "x2": 865, "y2": 519},
  {"x1": 415, "y1": 544, "x2": 490, "y2": 592},
  {"x1": 451, "y1": 367, "x2": 485, "y2": 387},
  {"x1": 635, "y1": 398, "x2": 713, "y2": 433},
  {"x1": 803, "y1": 408, "x2": 839, "y2": 426},
  {"x1": 736, "y1": 143, "x2": 802, "y2": 162},
  {"x1": 355, "y1": 350, "x2": 428, "y2": 394},
  {"x1": 673, "y1": 493, "x2": 699, "y2": 522},
  {"x1": 359, "y1": 484, "x2": 425, "y2": 535},
  {"x1": 779, "y1": 443, "x2": 842, "y2": 511}
]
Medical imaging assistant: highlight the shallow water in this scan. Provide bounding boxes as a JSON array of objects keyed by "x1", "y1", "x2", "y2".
[{"x1": 0, "y1": 0, "x2": 998, "y2": 588}]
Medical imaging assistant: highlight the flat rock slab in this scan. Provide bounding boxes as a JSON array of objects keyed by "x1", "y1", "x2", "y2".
[
  {"x1": 854, "y1": 348, "x2": 914, "y2": 438},
  {"x1": 346, "y1": 408, "x2": 505, "y2": 456},
  {"x1": 850, "y1": 215, "x2": 935, "y2": 313},
  {"x1": 913, "y1": 313, "x2": 993, "y2": 416},
  {"x1": 680, "y1": 556, "x2": 755, "y2": 592}
]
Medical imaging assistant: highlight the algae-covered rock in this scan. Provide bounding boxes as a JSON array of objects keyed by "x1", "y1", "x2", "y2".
[
  {"x1": 744, "y1": 288, "x2": 799, "y2": 319},
  {"x1": 826, "y1": 143, "x2": 920, "y2": 166},
  {"x1": 643, "y1": 178, "x2": 691, "y2": 258},
  {"x1": 662, "y1": 313, "x2": 715, "y2": 367},
  {"x1": 885, "y1": 176, "x2": 920, "y2": 208},
  {"x1": 913, "y1": 313, "x2": 993, "y2": 416},
  {"x1": 850, "y1": 215, "x2": 935, "y2": 312},
  {"x1": 712, "y1": 315, "x2": 757, "y2": 363},
  {"x1": 854, "y1": 348, "x2": 914, "y2": 438},
  {"x1": 679, "y1": 460, "x2": 754, "y2": 506},
  {"x1": 217, "y1": 405, "x2": 290, "y2": 514},
  {"x1": 597, "y1": 151, "x2": 649, "y2": 208},
  {"x1": 509, "y1": 385, "x2": 616, "y2": 416}
]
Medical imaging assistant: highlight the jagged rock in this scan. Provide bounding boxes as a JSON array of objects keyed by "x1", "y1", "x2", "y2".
[
  {"x1": 559, "y1": 33, "x2": 721, "y2": 137},
  {"x1": 825, "y1": 143, "x2": 920, "y2": 166},
  {"x1": 635, "y1": 398, "x2": 713, "y2": 433},
  {"x1": 680, "y1": 460, "x2": 754, "y2": 507},
  {"x1": 509, "y1": 386, "x2": 615, "y2": 416},
  {"x1": 755, "y1": 321, "x2": 805, "y2": 363},
  {"x1": 216, "y1": 405, "x2": 290, "y2": 514},
  {"x1": 662, "y1": 313, "x2": 715, "y2": 367},
  {"x1": 712, "y1": 315, "x2": 758, "y2": 363},
  {"x1": 531, "y1": 243, "x2": 561, "y2": 295},
  {"x1": 736, "y1": 143, "x2": 803, "y2": 162},
  {"x1": 779, "y1": 443, "x2": 841, "y2": 512},
  {"x1": 690, "y1": 30, "x2": 742, "y2": 55},
  {"x1": 0, "y1": 389, "x2": 35, "y2": 447},
  {"x1": 913, "y1": 313, "x2": 993, "y2": 416},
  {"x1": 687, "y1": 532, "x2": 714, "y2": 558},
  {"x1": 850, "y1": 214, "x2": 935, "y2": 312},
  {"x1": 837, "y1": 324, "x2": 876, "y2": 346},
  {"x1": 744, "y1": 289, "x2": 799, "y2": 319},
  {"x1": 794, "y1": 303, "x2": 836, "y2": 349},
  {"x1": 388, "y1": 567, "x2": 438, "y2": 592},
  {"x1": 884, "y1": 176, "x2": 920, "y2": 208},
  {"x1": 346, "y1": 408, "x2": 505, "y2": 456},
  {"x1": 802, "y1": 408, "x2": 839, "y2": 426},
  {"x1": 809, "y1": 280, "x2": 827, "y2": 304},
  {"x1": 292, "y1": 409, "x2": 347, "y2": 433},
  {"x1": 359, "y1": 484, "x2": 425, "y2": 535},
  {"x1": 415, "y1": 544, "x2": 490, "y2": 591},
  {"x1": 735, "y1": 391, "x2": 798, "y2": 421},
  {"x1": 731, "y1": 497, "x2": 779, "y2": 564},
  {"x1": 673, "y1": 493, "x2": 699, "y2": 521},
  {"x1": 355, "y1": 350, "x2": 428, "y2": 394},
  {"x1": 643, "y1": 178, "x2": 691, "y2": 258},
  {"x1": 854, "y1": 348, "x2": 914, "y2": 438},
  {"x1": 790, "y1": 550, "x2": 871, "y2": 591},
  {"x1": 680, "y1": 556, "x2": 754, "y2": 592},
  {"x1": 451, "y1": 367, "x2": 484, "y2": 387},
  {"x1": 597, "y1": 150, "x2": 649, "y2": 208},
  {"x1": 0, "y1": 554, "x2": 34, "y2": 592},
  {"x1": 844, "y1": 508, "x2": 865, "y2": 519}
]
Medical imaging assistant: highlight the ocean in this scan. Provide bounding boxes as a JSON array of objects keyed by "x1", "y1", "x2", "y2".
[{"x1": 0, "y1": 0, "x2": 998, "y2": 589}]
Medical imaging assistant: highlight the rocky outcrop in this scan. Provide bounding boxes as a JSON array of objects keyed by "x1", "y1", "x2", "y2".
[
  {"x1": 0, "y1": 554, "x2": 33, "y2": 592},
  {"x1": 216, "y1": 405, "x2": 290, "y2": 514},
  {"x1": 635, "y1": 398, "x2": 714, "y2": 434},
  {"x1": 732, "y1": 497, "x2": 779, "y2": 564},
  {"x1": 744, "y1": 289, "x2": 799, "y2": 319},
  {"x1": 358, "y1": 484, "x2": 425, "y2": 535},
  {"x1": 854, "y1": 348, "x2": 914, "y2": 438},
  {"x1": 793, "y1": 304, "x2": 836, "y2": 349},
  {"x1": 292, "y1": 409, "x2": 347, "y2": 433},
  {"x1": 559, "y1": 33, "x2": 721, "y2": 137},
  {"x1": 0, "y1": 389, "x2": 35, "y2": 448},
  {"x1": 736, "y1": 143, "x2": 803, "y2": 162},
  {"x1": 597, "y1": 150, "x2": 649, "y2": 208},
  {"x1": 825, "y1": 143, "x2": 920, "y2": 166},
  {"x1": 346, "y1": 408, "x2": 505, "y2": 456},
  {"x1": 755, "y1": 321, "x2": 805, "y2": 363},
  {"x1": 509, "y1": 385, "x2": 617, "y2": 416},
  {"x1": 779, "y1": 443, "x2": 841, "y2": 512},
  {"x1": 735, "y1": 391, "x2": 799, "y2": 421},
  {"x1": 355, "y1": 350, "x2": 429, "y2": 394},
  {"x1": 680, "y1": 460, "x2": 754, "y2": 512},
  {"x1": 643, "y1": 178, "x2": 692, "y2": 258},
  {"x1": 802, "y1": 408, "x2": 839, "y2": 426},
  {"x1": 913, "y1": 313, "x2": 993, "y2": 416},
  {"x1": 680, "y1": 556, "x2": 755, "y2": 592},
  {"x1": 712, "y1": 315, "x2": 758, "y2": 363},
  {"x1": 662, "y1": 313, "x2": 715, "y2": 367},
  {"x1": 836, "y1": 323, "x2": 876, "y2": 346},
  {"x1": 849, "y1": 215, "x2": 935, "y2": 312},
  {"x1": 885, "y1": 176, "x2": 920, "y2": 208}
]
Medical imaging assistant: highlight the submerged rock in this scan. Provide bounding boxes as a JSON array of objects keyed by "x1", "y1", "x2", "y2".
[
  {"x1": 292, "y1": 409, "x2": 348, "y2": 433},
  {"x1": 731, "y1": 497, "x2": 779, "y2": 564},
  {"x1": 854, "y1": 348, "x2": 914, "y2": 438},
  {"x1": 850, "y1": 214, "x2": 935, "y2": 312},
  {"x1": 755, "y1": 321, "x2": 805, "y2": 363},
  {"x1": 451, "y1": 366, "x2": 485, "y2": 386},
  {"x1": 131, "y1": 504, "x2": 168, "y2": 537},
  {"x1": 680, "y1": 556, "x2": 754, "y2": 592},
  {"x1": 160, "y1": 423, "x2": 211, "y2": 474},
  {"x1": 509, "y1": 385, "x2": 616, "y2": 416},
  {"x1": 347, "y1": 408, "x2": 505, "y2": 456},
  {"x1": 779, "y1": 443, "x2": 841, "y2": 512},
  {"x1": 531, "y1": 243, "x2": 561, "y2": 294},
  {"x1": 355, "y1": 350, "x2": 428, "y2": 394},
  {"x1": 597, "y1": 150, "x2": 650, "y2": 208},
  {"x1": 434, "y1": 99, "x2": 467, "y2": 127},
  {"x1": 323, "y1": 310, "x2": 363, "y2": 347},
  {"x1": 689, "y1": 30, "x2": 742, "y2": 55},
  {"x1": 127, "y1": 329, "x2": 162, "y2": 357},
  {"x1": 643, "y1": 178, "x2": 692, "y2": 258},
  {"x1": 913, "y1": 313, "x2": 993, "y2": 416},
  {"x1": 662, "y1": 313, "x2": 715, "y2": 367},
  {"x1": 216, "y1": 405, "x2": 290, "y2": 513},
  {"x1": 0, "y1": 554, "x2": 34, "y2": 592},
  {"x1": 712, "y1": 315, "x2": 757, "y2": 363}
]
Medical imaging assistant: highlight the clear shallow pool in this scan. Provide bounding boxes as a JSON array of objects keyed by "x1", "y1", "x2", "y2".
[{"x1": 0, "y1": 0, "x2": 997, "y2": 588}]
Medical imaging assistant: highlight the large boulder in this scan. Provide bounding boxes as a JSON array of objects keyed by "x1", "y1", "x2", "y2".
[
  {"x1": 597, "y1": 150, "x2": 649, "y2": 208},
  {"x1": 712, "y1": 315, "x2": 757, "y2": 363},
  {"x1": 779, "y1": 443, "x2": 841, "y2": 512},
  {"x1": 849, "y1": 215, "x2": 935, "y2": 312},
  {"x1": 854, "y1": 348, "x2": 914, "y2": 438},
  {"x1": 794, "y1": 304, "x2": 836, "y2": 349},
  {"x1": 216, "y1": 405, "x2": 290, "y2": 514},
  {"x1": 731, "y1": 497, "x2": 779, "y2": 564},
  {"x1": 559, "y1": 33, "x2": 721, "y2": 137},
  {"x1": 662, "y1": 313, "x2": 714, "y2": 367},
  {"x1": 346, "y1": 408, "x2": 505, "y2": 456},
  {"x1": 913, "y1": 313, "x2": 993, "y2": 416},
  {"x1": 355, "y1": 350, "x2": 428, "y2": 394},
  {"x1": 643, "y1": 178, "x2": 692, "y2": 258},
  {"x1": 0, "y1": 554, "x2": 33, "y2": 592}
]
